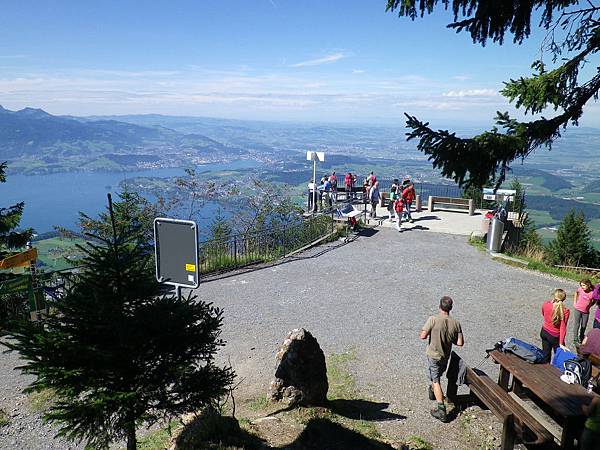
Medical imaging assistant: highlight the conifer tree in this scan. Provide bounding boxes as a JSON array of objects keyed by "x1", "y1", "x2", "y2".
[
  {"x1": 209, "y1": 208, "x2": 233, "y2": 242},
  {"x1": 4, "y1": 195, "x2": 235, "y2": 450},
  {"x1": 546, "y1": 209, "x2": 597, "y2": 266},
  {"x1": 386, "y1": 1, "x2": 600, "y2": 188},
  {"x1": 0, "y1": 162, "x2": 33, "y2": 326},
  {"x1": 0, "y1": 162, "x2": 32, "y2": 259}
]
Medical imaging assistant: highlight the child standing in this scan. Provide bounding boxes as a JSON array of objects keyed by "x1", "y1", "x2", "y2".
[
  {"x1": 541, "y1": 288, "x2": 570, "y2": 363},
  {"x1": 394, "y1": 197, "x2": 404, "y2": 231},
  {"x1": 573, "y1": 279, "x2": 595, "y2": 346},
  {"x1": 388, "y1": 185, "x2": 398, "y2": 222}
]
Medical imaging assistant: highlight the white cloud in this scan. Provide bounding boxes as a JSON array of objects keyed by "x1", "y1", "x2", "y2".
[
  {"x1": 443, "y1": 89, "x2": 498, "y2": 97},
  {"x1": 352, "y1": 69, "x2": 365, "y2": 74},
  {"x1": 452, "y1": 74, "x2": 470, "y2": 81},
  {"x1": 0, "y1": 67, "x2": 520, "y2": 123},
  {"x1": 290, "y1": 53, "x2": 346, "y2": 67}
]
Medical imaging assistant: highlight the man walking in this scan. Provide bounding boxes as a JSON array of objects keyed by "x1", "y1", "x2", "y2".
[{"x1": 420, "y1": 296, "x2": 464, "y2": 422}]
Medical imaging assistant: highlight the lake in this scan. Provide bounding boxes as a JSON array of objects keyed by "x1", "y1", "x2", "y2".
[{"x1": 3, "y1": 160, "x2": 260, "y2": 236}]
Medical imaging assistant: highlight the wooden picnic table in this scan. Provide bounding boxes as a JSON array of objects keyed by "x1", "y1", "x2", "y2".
[{"x1": 488, "y1": 349, "x2": 596, "y2": 449}]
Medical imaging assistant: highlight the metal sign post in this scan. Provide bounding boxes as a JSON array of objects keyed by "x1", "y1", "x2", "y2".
[
  {"x1": 306, "y1": 151, "x2": 324, "y2": 214},
  {"x1": 154, "y1": 218, "x2": 199, "y2": 299}
]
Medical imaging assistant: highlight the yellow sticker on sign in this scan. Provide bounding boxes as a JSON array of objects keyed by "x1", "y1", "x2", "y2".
[{"x1": 185, "y1": 264, "x2": 196, "y2": 272}]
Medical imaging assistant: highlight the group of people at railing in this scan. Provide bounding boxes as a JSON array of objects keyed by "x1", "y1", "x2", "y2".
[{"x1": 307, "y1": 171, "x2": 417, "y2": 231}]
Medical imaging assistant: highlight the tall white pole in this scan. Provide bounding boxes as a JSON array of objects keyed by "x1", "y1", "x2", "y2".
[{"x1": 312, "y1": 157, "x2": 317, "y2": 215}]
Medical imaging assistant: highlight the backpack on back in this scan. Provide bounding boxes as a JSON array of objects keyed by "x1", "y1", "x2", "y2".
[
  {"x1": 498, "y1": 337, "x2": 546, "y2": 364},
  {"x1": 562, "y1": 357, "x2": 592, "y2": 386}
]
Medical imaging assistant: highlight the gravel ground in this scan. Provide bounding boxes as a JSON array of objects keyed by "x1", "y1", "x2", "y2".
[
  {"x1": 200, "y1": 229, "x2": 577, "y2": 448},
  {"x1": 0, "y1": 228, "x2": 579, "y2": 449},
  {"x1": 0, "y1": 348, "x2": 79, "y2": 450}
]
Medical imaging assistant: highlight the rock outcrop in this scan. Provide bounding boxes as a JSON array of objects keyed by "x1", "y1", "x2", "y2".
[{"x1": 268, "y1": 328, "x2": 328, "y2": 406}]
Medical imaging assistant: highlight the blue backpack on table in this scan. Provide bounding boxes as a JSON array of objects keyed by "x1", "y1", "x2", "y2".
[
  {"x1": 551, "y1": 347, "x2": 577, "y2": 372},
  {"x1": 498, "y1": 337, "x2": 546, "y2": 364}
]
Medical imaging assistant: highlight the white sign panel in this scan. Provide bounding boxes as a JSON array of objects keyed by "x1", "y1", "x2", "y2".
[
  {"x1": 482, "y1": 188, "x2": 516, "y2": 201},
  {"x1": 306, "y1": 151, "x2": 325, "y2": 162}
]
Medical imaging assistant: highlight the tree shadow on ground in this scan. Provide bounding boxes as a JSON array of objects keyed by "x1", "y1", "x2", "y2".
[
  {"x1": 287, "y1": 417, "x2": 396, "y2": 450},
  {"x1": 267, "y1": 398, "x2": 405, "y2": 423},
  {"x1": 175, "y1": 413, "x2": 266, "y2": 450},
  {"x1": 173, "y1": 414, "x2": 399, "y2": 450},
  {"x1": 327, "y1": 399, "x2": 406, "y2": 422}
]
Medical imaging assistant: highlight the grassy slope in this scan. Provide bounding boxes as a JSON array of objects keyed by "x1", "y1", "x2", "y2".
[{"x1": 34, "y1": 237, "x2": 84, "y2": 271}]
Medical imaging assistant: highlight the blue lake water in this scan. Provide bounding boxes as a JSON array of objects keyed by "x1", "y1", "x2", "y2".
[{"x1": 3, "y1": 160, "x2": 259, "y2": 235}]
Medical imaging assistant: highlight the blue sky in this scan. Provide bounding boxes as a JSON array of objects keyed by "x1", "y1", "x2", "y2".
[{"x1": 1, "y1": 0, "x2": 596, "y2": 126}]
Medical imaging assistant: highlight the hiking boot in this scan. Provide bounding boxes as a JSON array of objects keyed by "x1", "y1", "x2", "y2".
[
  {"x1": 430, "y1": 404, "x2": 447, "y2": 422},
  {"x1": 428, "y1": 385, "x2": 435, "y2": 401}
]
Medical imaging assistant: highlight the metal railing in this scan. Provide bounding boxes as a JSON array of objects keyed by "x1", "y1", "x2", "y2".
[
  {"x1": 1, "y1": 214, "x2": 336, "y2": 323},
  {"x1": 315, "y1": 176, "x2": 525, "y2": 214},
  {"x1": 0, "y1": 267, "x2": 79, "y2": 326},
  {"x1": 198, "y1": 213, "x2": 334, "y2": 274}
]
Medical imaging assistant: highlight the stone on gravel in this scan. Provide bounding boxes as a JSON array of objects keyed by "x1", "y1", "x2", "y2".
[{"x1": 268, "y1": 328, "x2": 328, "y2": 406}]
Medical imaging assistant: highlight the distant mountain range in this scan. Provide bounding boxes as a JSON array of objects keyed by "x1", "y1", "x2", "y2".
[
  {"x1": 0, "y1": 106, "x2": 253, "y2": 174},
  {"x1": 3, "y1": 105, "x2": 600, "y2": 181}
]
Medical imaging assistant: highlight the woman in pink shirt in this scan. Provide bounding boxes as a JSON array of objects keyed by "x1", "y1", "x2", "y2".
[
  {"x1": 573, "y1": 279, "x2": 595, "y2": 346},
  {"x1": 540, "y1": 288, "x2": 570, "y2": 363}
]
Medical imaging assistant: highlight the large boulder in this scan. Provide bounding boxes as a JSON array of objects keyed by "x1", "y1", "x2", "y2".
[{"x1": 268, "y1": 328, "x2": 328, "y2": 406}]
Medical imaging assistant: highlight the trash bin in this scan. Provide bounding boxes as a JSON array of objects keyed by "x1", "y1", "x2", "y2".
[{"x1": 486, "y1": 218, "x2": 504, "y2": 253}]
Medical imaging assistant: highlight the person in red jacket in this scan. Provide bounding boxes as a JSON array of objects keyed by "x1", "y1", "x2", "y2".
[
  {"x1": 402, "y1": 180, "x2": 416, "y2": 223},
  {"x1": 541, "y1": 288, "x2": 571, "y2": 363},
  {"x1": 344, "y1": 172, "x2": 355, "y2": 200},
  {"x1": 394, "y1": 197, "x2": 404, "y2": 231}
]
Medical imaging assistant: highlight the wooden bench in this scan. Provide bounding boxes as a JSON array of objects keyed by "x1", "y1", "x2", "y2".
[
  {"x1": 466, "y1": 366, "x2": 554, "y2": 448},
  {"x1": 488, "y1": 349, "x2": 596, "y2": 450},
  {"x1": 428, "y1": 196, "x2": 475, "y2": 216}
]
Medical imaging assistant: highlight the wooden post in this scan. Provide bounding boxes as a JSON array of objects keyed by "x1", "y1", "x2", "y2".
[
  {"x1": 380, "y1": 192, "x2": 387, "y2": 208},
  {"x1": 415, "y1": 194, "x2": 422, "y2": 212},
  {"x1": 428, "y1": 196, "x2": 434, "y2": 212},
  {"x1": 468, "y1": 198, "x2": 475, "y2": 216},
  {"x1": 498, "y1": 367, "x2": 511, "y2": 391},
  {"x1": 512, "y1": 379, "x2": 524, "y2": 396},
  {"x1": 501, "y1": 413, "x2": 516, "y2": 450}
]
